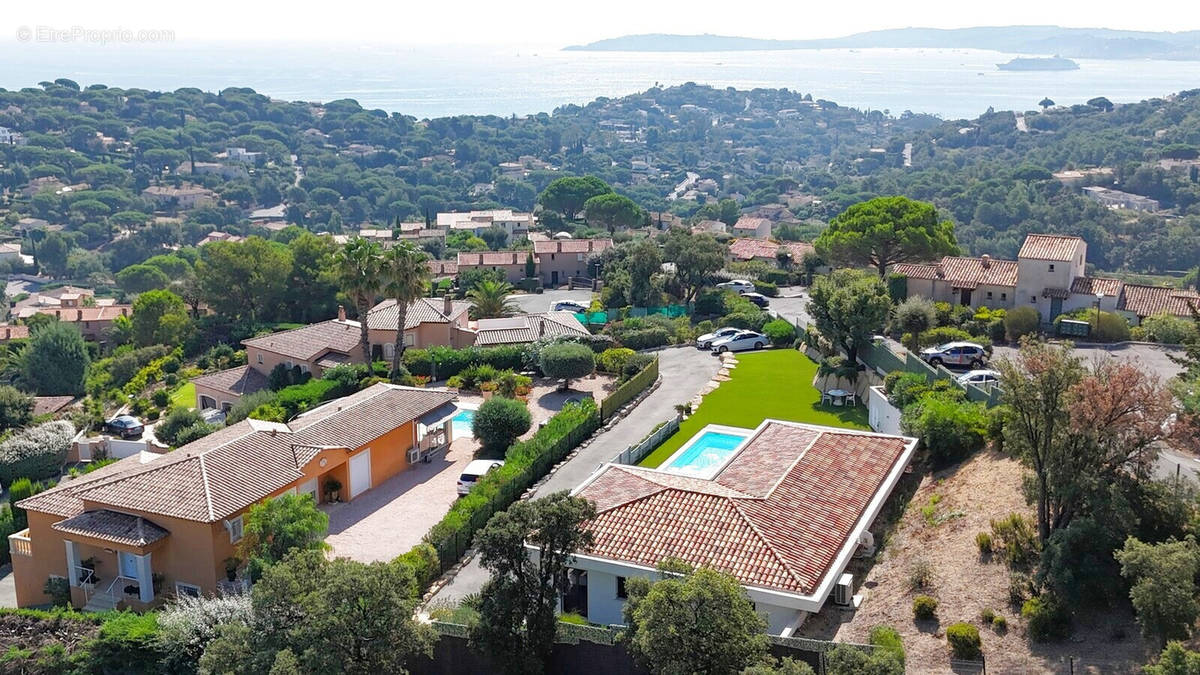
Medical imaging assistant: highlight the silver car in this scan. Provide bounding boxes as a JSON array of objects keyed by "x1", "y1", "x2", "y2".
[
  {"x1": 920, "y1": 341, "x2": 988, "y2": 369},
  {"x1": 710, "y1": 330, "x2": 767, "y2": 353},
  {"x1": 697, "y1": 326, "x2": 741, "y2": 349},
  {"x1": 956, "y1": 369, "x2": 1000, "y2": 386}
]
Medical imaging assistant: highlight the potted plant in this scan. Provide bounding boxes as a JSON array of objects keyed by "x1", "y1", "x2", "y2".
[
  {"x1": 480, "y1": 380, "x2": 497, "y2": 400},
  {"x1": 324, "y1": 477, "x2": 342, "y2": 503},
  {"x1": 223, "y1": 557, "x2": 240, "y2": 582},
  {"x1": 79, "y1": 556, "x2": 100, "y2": 585}
]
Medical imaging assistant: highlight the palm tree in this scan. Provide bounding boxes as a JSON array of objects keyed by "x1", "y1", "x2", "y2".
[
  {"x1": 334, "y1": 238, "x2": 384, "y2": 365},
  {"x1": 466, "y1": 280, "x2": 519, "y2": 319},
  {"x1": 382, "y1": 242, "x2": 430, "y2": 376}
]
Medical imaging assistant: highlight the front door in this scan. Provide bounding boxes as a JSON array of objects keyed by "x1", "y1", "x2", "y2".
[
  {"x1": 298, "y1": 478, "x2": 319, "y2": 503},
  {"x1": 959, "y1": 288, "x2": 972, "y2": 306},
  {"x1": 1050, "y1": 297, "x2": 1063, "y2": 322},
  {"x1": 349, "y1": 450, "x2": 372, "y2": 499},
  {"x1": 551, "y1": 270, "x2": 559, "y2": 286},
  {"x1": 118, "y1": 552, "x2": 139, "y2": 579}
]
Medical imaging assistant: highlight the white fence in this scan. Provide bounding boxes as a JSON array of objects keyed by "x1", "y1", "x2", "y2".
[
  {"x1": 867, "y1": 386, "x2": 904, "y2": 436},
  {"x1": 616, "y1": 414, "x2": 681, "y2": 465}
]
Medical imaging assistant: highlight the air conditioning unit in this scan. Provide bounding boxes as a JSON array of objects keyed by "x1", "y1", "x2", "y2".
[
  {"x1": 834, "y1": 573, "x2": 854, "y2": 607},
  {"x1": 407, "y1": 448, "x2": 421, "y2": 464},
  {"x1": 856, "y1": 531, "x2": 876, "y2": 557}
]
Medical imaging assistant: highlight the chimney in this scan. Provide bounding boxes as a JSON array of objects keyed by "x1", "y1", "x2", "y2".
[
  {"x1": 76, "y1": 309, "x2": 83, "y2": 321},
  {"x1": 981, "y1": 254, "x2": 991, "y2": 269},
  {"x1": 337, "y1": 305, "x2": 346, "y2": 321},
  {"x1": 444, "y1": 294, "x2": 453, "y2": 316}
]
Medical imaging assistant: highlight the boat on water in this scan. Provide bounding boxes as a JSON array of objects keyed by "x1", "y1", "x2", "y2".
[{"x1": 996, "y1": 56, "x2": 1080, "y2": 71}]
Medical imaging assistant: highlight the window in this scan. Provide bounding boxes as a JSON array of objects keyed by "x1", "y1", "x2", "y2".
[
  {"x1": 175, "y1": 582, "x2": 201, "y2": 598},
  {"x1": 227, "y1": 515, "x2": 244, "y2": 543},
  {"x1": 404, "y1": 333, "x2": 415, "y2": 347},
  {"x1": 986, "y1": 291, "x2": 993, "y2": 300},
  {"x1": 1001, "y1": 293, "x2": 1007, "y2": 301},
  {"x1": 256, "y1": 353, "x2": 263, "y2": 365},
  {"x1": 1048, "y1": 264, "x2": 1055, "y2": 272},
  {"x1": 1031, "y1": 297, "x2": 1037, "y2": 304},
  {"x1": 616, "y1": 576, "x2": 627, "y2": 599}
]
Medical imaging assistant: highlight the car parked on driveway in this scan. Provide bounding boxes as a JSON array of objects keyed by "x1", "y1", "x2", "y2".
[
  {"x1": 957, "y1": 369, "x2": 1000, "y2": 387},
  {"x1": 697, "y1": 327, "x2": 742, "y2": 349},
  {"x1": 920, "y1": 341, "x2": 988, "y2": 369},
  {"x1": 739, "y1": 292, "x2": 769, "y2": 308},
  {"x1": 710, "y1": 330, "x2": 767, "y2": 353},
  {"x1": 553, "y1": 300, "x2": 588, "y2": 313},
  {"x1": 457, "y1": 459, "x2": 504, "y2": 496},
  {"x1": 717, "y1": 280, "x2": 755, "y2": 294},
  {"x1": 105, "y1": 415, "x2": 144, "y2": 439}
]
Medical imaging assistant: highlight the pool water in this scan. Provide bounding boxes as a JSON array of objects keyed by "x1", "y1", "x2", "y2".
[
  {"x1": 664, "y1": 431, "x2": 747, "y2": 477},
  {"x1": 452, "y1": 409, "x2": 476, "y2": 439}
]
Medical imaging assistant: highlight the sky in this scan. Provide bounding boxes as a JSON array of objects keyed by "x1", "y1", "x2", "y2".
[{"x1": 2, "y1": 0, "x2": 1199, "y2": 46}]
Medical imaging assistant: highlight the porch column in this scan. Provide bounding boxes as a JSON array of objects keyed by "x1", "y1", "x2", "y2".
[
  {"x1": 64, "y1": 540, "x2": 80, "y2": 588},
  {"x1": 135, "y1": 553, "x2": 153, "y2": 603}
]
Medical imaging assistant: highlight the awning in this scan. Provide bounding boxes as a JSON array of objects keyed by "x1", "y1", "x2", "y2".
[
  {"x1": 1041, "y1": 287, "x2": 1070, "y2": 299},
  {"x1": 53, "y1": 510, "x2": 169, "y2": 548},
  {"x1": 418, "y1": 402, "x2": 459, "y2": 429}
]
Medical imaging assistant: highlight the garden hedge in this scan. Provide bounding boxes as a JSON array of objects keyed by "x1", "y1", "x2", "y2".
[
  {"x1": 0, "y1": 421, "x2": 75, "y2": 488},
  {"x1": 402, "y1": 344, "x2": 528, "y2": 379}
]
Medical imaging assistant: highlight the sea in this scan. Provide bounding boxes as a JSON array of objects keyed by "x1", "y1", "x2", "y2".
[{"x1": 1, "y1": 40, "x2": 1198, "y2": 120}]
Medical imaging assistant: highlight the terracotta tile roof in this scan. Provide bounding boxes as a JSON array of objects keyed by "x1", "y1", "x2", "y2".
[
  {"x1": 728, "y1": 239, "x2": 780, "y2": 261},
  {"x1": 1018, "y1": 234, "x2": 1084, "y2": 262},
  {"x1": 32, "y1": 305, "x2": 132, "y2": 322},
  {"x1": 289, "y1": 383, "x2": 456, "y2": 449},
  {"x1": 52, "y1": 509, "x2": 169, "y2": 547},
  {"x1": 457, "y1": 251, "x2": 525, "y2": 266},
  {"x1": 892, "y1": 262, "x2": 941, "y2": 280},
  {"x1": 1041, "y1": 287, "x2": 1070, "y2": 299},
  {"x1": 0, "y1": 325, "x2": 30, "y2": 341},
  {"x1": 191, "y1": 365, "x2": 269, "y2": 397},
  {"x1": 242, "y1": 319, "x2": 362, "y2": 362},
  {"x1": 366, "y1": 297, "x2": 470, "y2": 331},
  {"x1": 1119, "y1": 284, "x2": 1200, "y2": 318},
  {"x1": 733, "y1": 216, "x2": 771, "y2": 231},
  {"x1": 472, "y1": 312, "x2": 589, "y2": 346},
  {"x1": 783, "y1": 241, "x2": 816, "y2": 260},
  {"x1": 32, "y1": 396, "x2": 75, "y2": 417},
  {"x1": 532, "y1": 238, "x2": 614, "y2": 256},
  {"x1": 428, "y1": 260, "x2": 458, "y2": 277},
  {"x1": 894, "y1": 256, "x2": 1017, "y2": 288},
  {"x1": 20, "y1": 386, "x2": 455, "y2": 523},
  {"x1": 1070, "y1": 276, "x2": 1124, "y2": 297},
  {"x1": 575, "y1": 422, "x2": 915, "y2": 596}
]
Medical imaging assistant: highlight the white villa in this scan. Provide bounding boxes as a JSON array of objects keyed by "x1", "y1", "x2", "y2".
[
  {"x1": 559, "y1": 420, "x2": 918, "y2": 635},
  {"x1": 895, "y1": 233, "x2": 1200, "y2": 325}
]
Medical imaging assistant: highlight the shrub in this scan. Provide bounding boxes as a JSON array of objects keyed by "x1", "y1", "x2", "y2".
[
  {"x1": 622, "y1": 353, "x2": 655, "y2": 381},
  {"x1": 225, "y1": 389, "x2": 276, "y2": 424},
  {"x1": 174, "y1": 423, "x2": 217, "y2": 447},
  {"x1": 597, "y1": 348, "x2": 636, "y2": 374},
  {"x1": 1091, "y1": 311, "x2": 1131, "y2": 342},
  {"x1": 752, "y1": 280, "x2": 779, "y2": 297},
  {"x1": 455, "y1": 363, "x2": 501, "y2": 390},
  {"x1": 1140, "y1": 312, "x2": 1198, "y2": 344},
  {"x1": 912, "y1": 595, "x2": 938, "y2": 620},
  {"x1": 0, "y1": 421, "x2": 75, "y2": 487},
  {"x1": 156, "y1": 594, "x2": 253, "y2": 672},
  {"x1": 473, "y1": 397, "x2": 532, "y2": 456},
  {"x1": 401, "y1": 344, "x2": 528, "y2": 379},
  {"x1": 892, "y1": 296, "x2": 936, "y2": 350},
  {"x1": 1022, "y1": 595, "x2": 1071, "y2": 642},
  {"x1": 495, "y1": 371, "x2": 532, "y2": 398},
  {"x1": 719, "y1": 311, "x2": 767, "y2": 332},
  {"x1": 762, "y1": 319, "x2": 796, "y2": 347},
  {"x1": 917, "y1": 326, "x2": 974, "y2": 349},
  {"x1": 87, "y1": 611, "x2": 163, "y2": 674},
  {"x1": 151, "y1": 390, "x2": 170, "y2": 408},
  {"x1": 1008, "y1": 573, "x2": 1033, "y2": 607},
  {"x1": 992, "y1": 615, "x2": 1007, "y2": 632},
  {"x1": 274, "y1": 378, "x2": 337, "y2": 418},
  {"x1": 539, "y1": 342, "x2": 596, "y2": 388},
  {"x1": 904, "y1": 397, "x2": 989, "y2": 466},
  {"x1": 946, "y1": 622, "x2": 981, "y2": 659},
  {"x1": 908, "y1": 559, "x2": 934, "y2": 590},
  {"x1": 975, "y1": 532, "x2": 993, "y2": 555},
  {"x1": 154, "y1": 408, "x2": 208, "y2": 447},
  {"x1": 618, "y1": 327, "x2": 671, "y2": 350},
  {"x1": 0, "y1": 386, "x2": 33, "y2": 431},
  {"x1": 394, "y1": 543, "x2": 440, "y2": 589},
  {"x1": 990, "y1": 513, "x2": 1039, "y2": 566},
  {"x1": 694, "y1": 289, "x2": 726, "y2": 316},
  {"x1": 980, "y1": 608, "x2": 995, "y2": 624},
  {"x1": 868, "y1": 625, "x2": 905, "y2": 668},
  {"x1": 43, "y1": 577, "x2": 70, "y2": 607}
]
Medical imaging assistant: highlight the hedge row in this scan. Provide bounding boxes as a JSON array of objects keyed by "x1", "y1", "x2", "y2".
[
  {"x1": 402, "y1": 345, "x2": 528, "y2": 379},
  {"x1": 601, "y1": 356, "x2": 658, "y2": 421},
  {"x1": 423, "y1": 398, "x2": 601, "y2": 571}
]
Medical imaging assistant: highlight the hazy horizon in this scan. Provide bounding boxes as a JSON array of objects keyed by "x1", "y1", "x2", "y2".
[{"x1": 2, "y1": 0, "x2": 1199, "y2": 47}]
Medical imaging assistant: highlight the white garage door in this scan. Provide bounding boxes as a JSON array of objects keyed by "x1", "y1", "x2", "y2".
[{"x1": 348, "y1": 450, "x2": 372, "y2": 499}]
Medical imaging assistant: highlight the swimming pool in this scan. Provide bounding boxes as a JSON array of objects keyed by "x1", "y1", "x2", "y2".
[
  {"x1": 662, "y1": 427, "x2": 750, "y2": 478},
  {"x1": 451, "y1": 409, "x2": 476, "y2": 440}
]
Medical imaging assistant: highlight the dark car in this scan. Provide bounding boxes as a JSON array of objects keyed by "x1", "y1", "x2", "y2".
[
  {"x1": 740, "y1": 292, "x2": 769, "y2": 308},
  {"x1": 105, "y1": 415, "x2": 144, "y2": 439}
]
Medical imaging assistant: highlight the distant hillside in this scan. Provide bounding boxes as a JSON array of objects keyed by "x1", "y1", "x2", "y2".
[{"x1": 565, "y1": 26, "x2": 1200, "y2": 60}]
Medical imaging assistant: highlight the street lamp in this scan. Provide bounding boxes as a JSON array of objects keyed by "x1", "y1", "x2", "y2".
[{"x1": 1095, "y1": 291, "x2": 1105, "y2": 333}]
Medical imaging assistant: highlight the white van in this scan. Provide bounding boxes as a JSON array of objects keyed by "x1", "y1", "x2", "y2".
[{"x1": 457, "y1": 459, "x2": 504, "y2": 496}]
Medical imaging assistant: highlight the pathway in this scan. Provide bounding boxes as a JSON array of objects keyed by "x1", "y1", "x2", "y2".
[{"x1": 424, "y1": 347, "x2": 720, "y2": 607}]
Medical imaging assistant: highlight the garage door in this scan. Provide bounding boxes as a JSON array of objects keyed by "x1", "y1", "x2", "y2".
[{"x1": 348, "y1": 450, "x2": 372, "y2": 499}]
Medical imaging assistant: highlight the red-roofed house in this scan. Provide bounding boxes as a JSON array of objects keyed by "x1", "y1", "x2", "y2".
[
  {"x1": 732, "y1": 216, "x2": 772, "y2": 239},
  {"x1": 456, "y1": 251, "x2": 529, "y2": 283},
  {"x1": 561, "y1": 420, "x2": 917, "y2": 634}
]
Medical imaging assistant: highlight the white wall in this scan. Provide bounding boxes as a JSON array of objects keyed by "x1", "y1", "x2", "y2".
[
  {"x1": 585, "y1": 569, "x2": 628, "y2": 626},
  {"x1": 868, "y1": 386, "x2": 903, "y2": 436}
]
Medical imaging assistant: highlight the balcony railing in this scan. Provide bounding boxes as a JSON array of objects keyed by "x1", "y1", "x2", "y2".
[{"x1": 7, "y1": 529, "x2": 31, "y2": 557}]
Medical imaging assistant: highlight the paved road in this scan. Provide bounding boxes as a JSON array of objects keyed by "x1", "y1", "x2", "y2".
[
  {"x1": 770, "y1": 286, "x2": 813, "y2": 329},
  {"x1": 507, "y1": 288, "x2": 594, "y2": 314},
  {"x1": 990, "y1": 342, "x2": 1184, "y2": 382},
  {"x1": 424, "y1": 347, "x2": 721, "y2": 608}
]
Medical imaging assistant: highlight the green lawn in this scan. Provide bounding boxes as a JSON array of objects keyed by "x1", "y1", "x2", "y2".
[
  {"x1": 170, "y1": 382, "x2": 196, "y2": 410},
  {"x1": 639, "y1": 350, "x2": 869, "y2": 468}
]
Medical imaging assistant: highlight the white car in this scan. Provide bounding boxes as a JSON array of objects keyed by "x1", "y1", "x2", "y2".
[
  {"x1": 697, "y1": 327, "x2": 741, "y2": 349},
  {"x1": 717, "y1": 280, "x2": 755, "y2": 294},
  {"x1": 710, "y1": 330, "x2": 767, "y2": 353},
  {"x1": 457, "y1": 459, "x2": 504, "y2": 496},
  {"x1": 957, "y1": 369, "x2": 1000, "y2": 387}
]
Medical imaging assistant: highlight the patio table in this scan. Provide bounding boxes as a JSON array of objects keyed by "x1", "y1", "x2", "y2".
[{"x1": 826, "y1": 389, "x2": 849, "y2": 406}]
